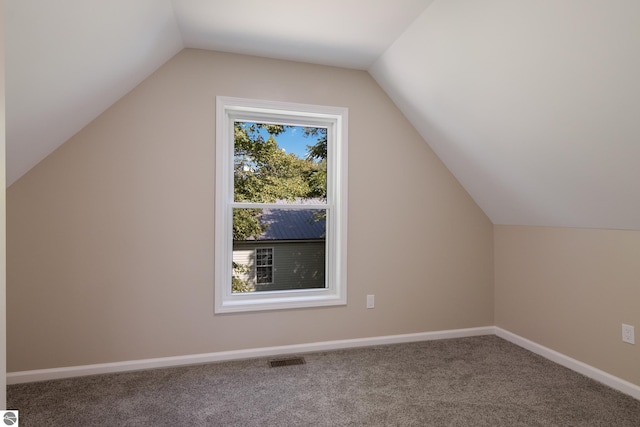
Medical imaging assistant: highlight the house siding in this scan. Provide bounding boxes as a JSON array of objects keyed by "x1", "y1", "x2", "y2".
[
  {"x1": 232, "y1": 248, "x2": 253, "y2": 284},
  {"x1": 233, "y1": 241, "x2": 325, "y2": 291}
]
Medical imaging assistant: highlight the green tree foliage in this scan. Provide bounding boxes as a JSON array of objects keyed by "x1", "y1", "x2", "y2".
[
  {"x1": 303, "y1": 127, "x2": 328, "y2": 199},
  {"x1": 233, "y1": 122, "x2": 326, "y2": 240},
  {"x1": 232, "y1": 208, "x2": 265, "y2": 241},
  {"x1": 304, "y1": 127, "x2": 327, "y2": 160},
  {"x1": 232, "y1": 262, "x2": 254, "y2": 292}
]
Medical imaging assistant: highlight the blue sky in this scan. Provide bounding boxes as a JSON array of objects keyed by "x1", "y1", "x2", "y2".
[{"x1": 256, "y1": 125, "x2": 321, "y2": 159}]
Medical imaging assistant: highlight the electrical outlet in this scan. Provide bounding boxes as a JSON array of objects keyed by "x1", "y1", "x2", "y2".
[
  {"x1": 622, "y1": 324, "x2": 635, "y2": 344},
  {"x1": 366, "y1": 294, "x2": 375, "y2": 309}
]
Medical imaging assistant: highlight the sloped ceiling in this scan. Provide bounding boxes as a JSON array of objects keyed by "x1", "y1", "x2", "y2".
[
  {"x1": 5, "y1": 0, "x2": 184, "y2": 186},
  {"x1": 371, "y1": 1, "x2": 640, "y2": 231},
  {"x1": 5, "y1": 0, "x2": 640, "y2": 231}
]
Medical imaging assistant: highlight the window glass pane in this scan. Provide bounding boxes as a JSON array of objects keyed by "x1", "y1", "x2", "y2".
[
  {"x1": 232, "y1": 208, "x2": 326, "y2": 293},
  {"x1": 256, "y1": 266, "x2": 273, "y2": 284},
  {"x1": 256, "y1": 248, "x2": 272, "y2": 266},
  {"x1": 233, "y1": 122, "x2": 327, "y2": 204}
]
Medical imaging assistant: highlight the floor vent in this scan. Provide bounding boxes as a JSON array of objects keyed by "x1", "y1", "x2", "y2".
[{"x1": 268, "y1": 357, "x2": 306, "y2": 368}]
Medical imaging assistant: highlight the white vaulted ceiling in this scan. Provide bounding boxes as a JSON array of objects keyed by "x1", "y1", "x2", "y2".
[
  {"x1": 5, "y1": 0, "x2": 184, "y2": 186},
  {"x1": 172, "y1": 0, "x2": 433, "y2": 69},
  {"x1": 5, "y1": 0, "x2": 640, "y2": 230}
]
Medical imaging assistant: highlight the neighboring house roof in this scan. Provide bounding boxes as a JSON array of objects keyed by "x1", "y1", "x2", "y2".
[
  {"x1": 258, "y1": 208, "x2": 326, "y2": 241},
  {"x1": 239, "y1": 202, "x2": 326, "y2": 241}
]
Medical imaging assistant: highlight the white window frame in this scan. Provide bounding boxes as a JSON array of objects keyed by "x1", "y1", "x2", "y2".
[{"x1": 215, "y1": 96, "x2": 348, "y2": 313}]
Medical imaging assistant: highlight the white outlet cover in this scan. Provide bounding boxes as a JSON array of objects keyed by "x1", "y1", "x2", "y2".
[
  {"x1": 622, "y1": 324, "x2": 635, "y2": 345},
  {"x1": 366, "y1": 294, "x2": 375, "y2": 309}
]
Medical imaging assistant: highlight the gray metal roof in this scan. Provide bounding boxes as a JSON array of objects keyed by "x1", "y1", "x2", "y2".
[{"x1": 252, "y1": 208, "x2": 326, "y2": 241}]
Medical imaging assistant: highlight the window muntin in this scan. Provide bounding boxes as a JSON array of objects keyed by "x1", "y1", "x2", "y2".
[{"x1": 215, "y1": 97, "x2": 347, "y2": 313}]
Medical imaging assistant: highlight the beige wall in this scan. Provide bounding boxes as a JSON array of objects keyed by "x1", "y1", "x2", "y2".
[
  {"x1": 495, "y1": 225, "x2": 640, "y2": 386},
  {"x1": 7, "y1": 49, "x2": 494, "y2": 372},
  {"x1": 1, "y1": 0, "x2": 8, "y2": 407}
]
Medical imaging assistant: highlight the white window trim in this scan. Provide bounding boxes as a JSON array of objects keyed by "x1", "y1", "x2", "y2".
[{"x1": 215, "y1": 96, "x2": 348, "y2": 313}]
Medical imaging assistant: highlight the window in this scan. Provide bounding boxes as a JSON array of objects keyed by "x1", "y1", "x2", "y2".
[
  {"x1": 255, "y1": 248, "x2": 274, "y2": 285},
  {"x1": 215, "y1": 97, "x2": 348, "y2": 313}
]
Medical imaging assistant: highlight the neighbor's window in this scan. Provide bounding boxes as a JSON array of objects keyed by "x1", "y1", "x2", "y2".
[
  {"x1": 215, "y1": 97, "x2": 348, "y2": 313},
  {"x1": 255, "y1": 248, "x2": 274, "y2": 285}
]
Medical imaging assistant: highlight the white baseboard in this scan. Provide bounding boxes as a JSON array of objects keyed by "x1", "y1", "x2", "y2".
[
  {"x1": 495, "y1": 327, "x2": 640, "y2": 401},
  {"x1": 7, "y1": 326, "x2": 493, "y2": 385},
  {"x1": 9, "y1": 326, "x2": 640, "y2": 401}
]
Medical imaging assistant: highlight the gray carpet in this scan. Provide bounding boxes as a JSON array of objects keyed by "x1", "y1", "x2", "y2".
[{"x1": 7, "y1": 335, "x2": 640, "y2": 426}]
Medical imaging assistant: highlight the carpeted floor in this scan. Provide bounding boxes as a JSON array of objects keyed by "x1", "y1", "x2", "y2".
[{"x1": 8, "y1": 335, "x2": 640, "y2": 426}]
